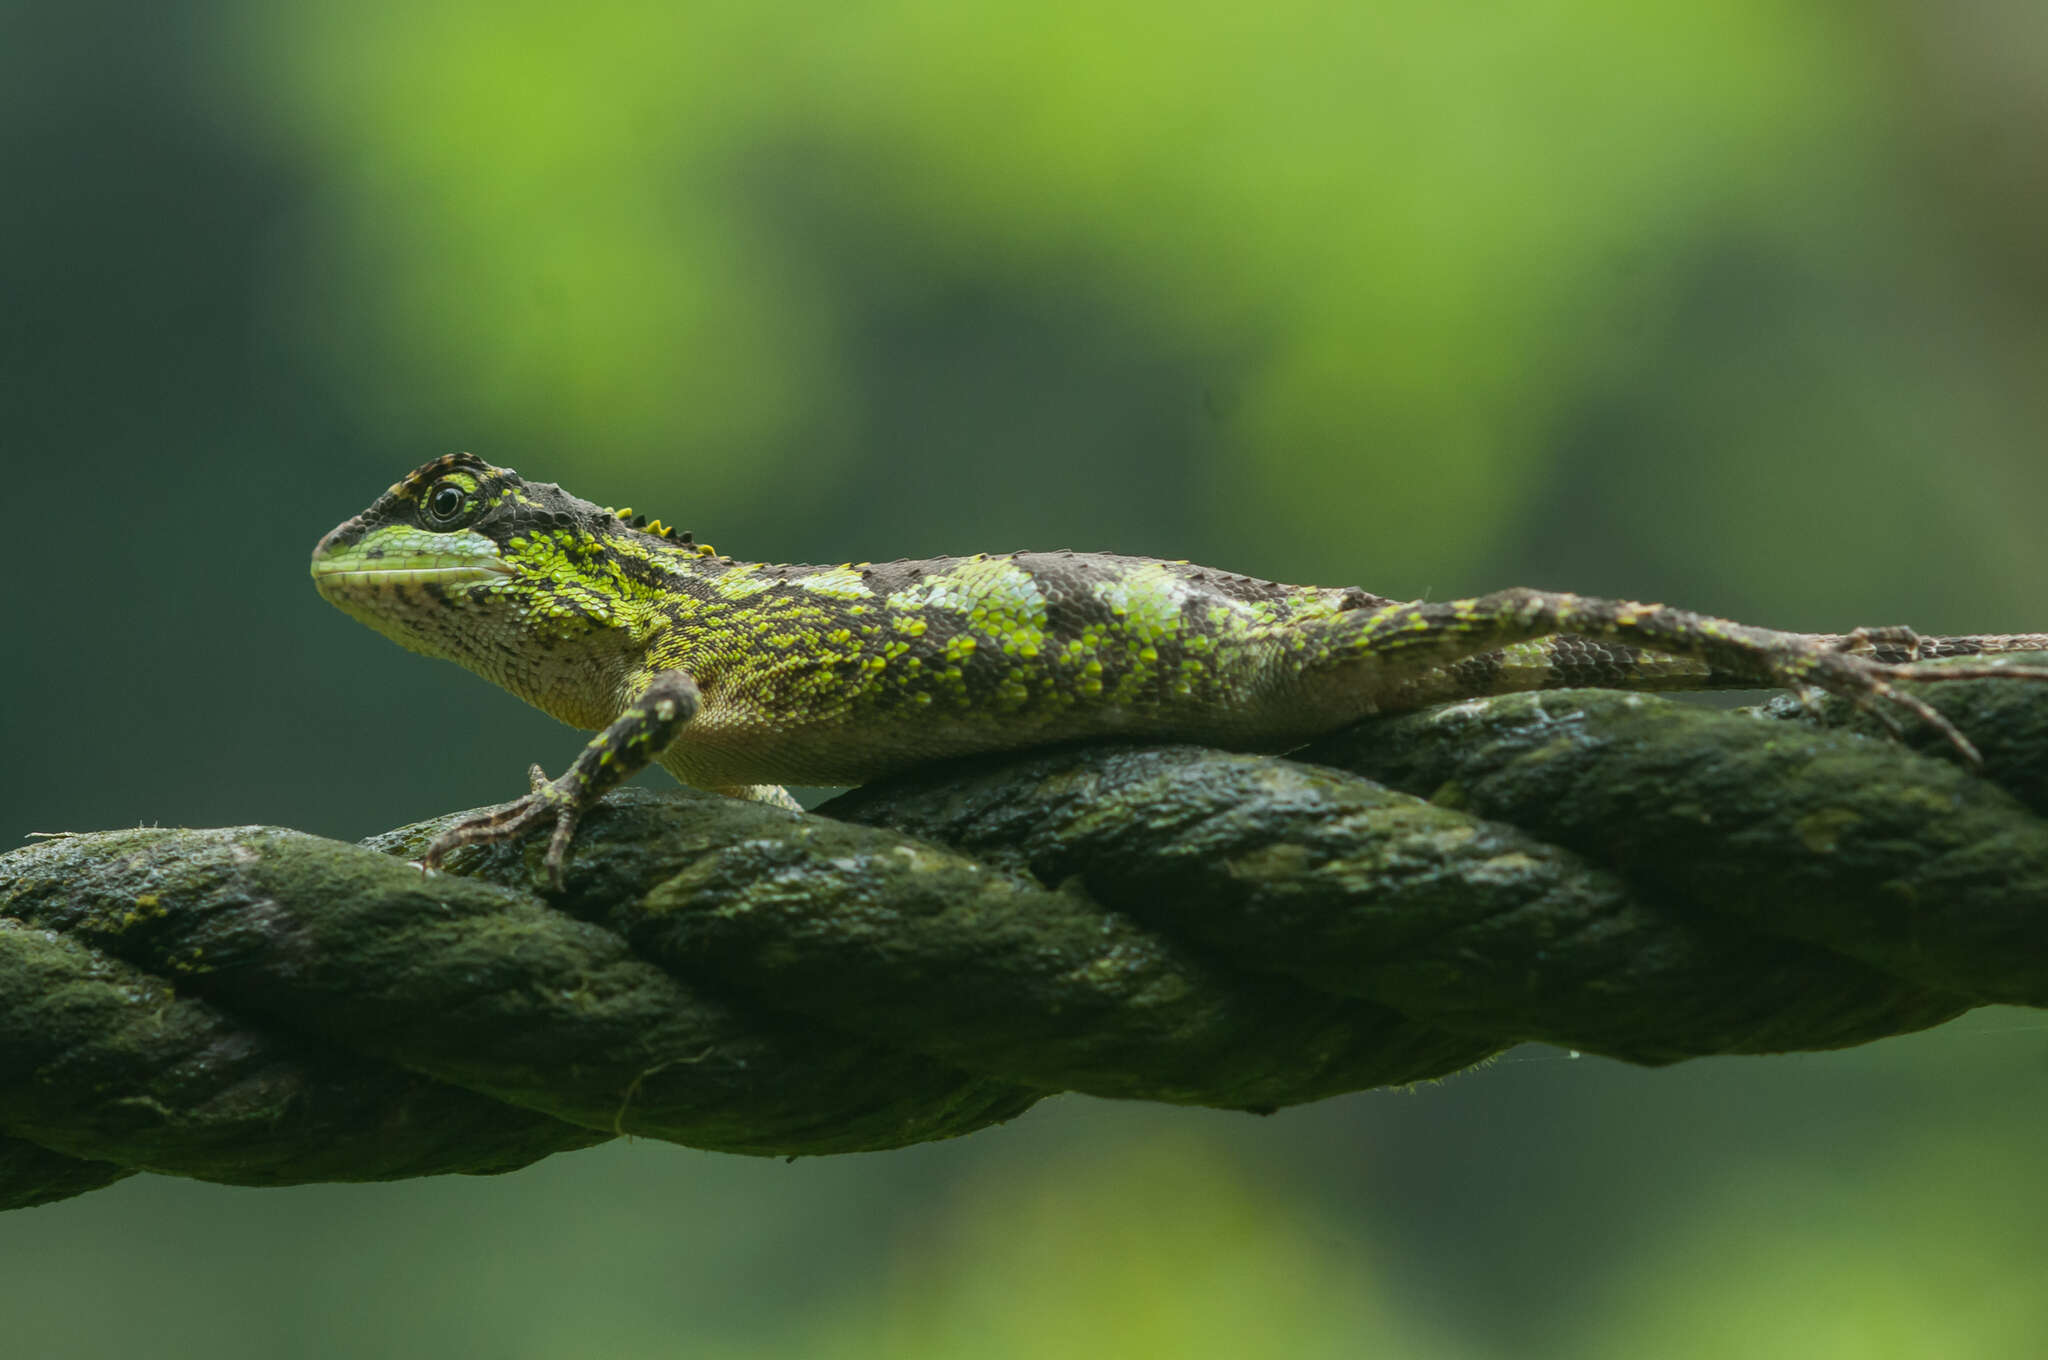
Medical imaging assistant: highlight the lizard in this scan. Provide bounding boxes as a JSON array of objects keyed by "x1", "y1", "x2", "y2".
[{"x1": 312, "y1": 452, "x2": 2048, "y2": 885}]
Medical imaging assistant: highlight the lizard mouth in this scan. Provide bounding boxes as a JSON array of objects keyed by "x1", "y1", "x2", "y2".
[
  {"x1": 310, "y1": 525, "x2": 518, "y2": 594},
  {"x1": 311, "y1": 561, "x2": 516, "y2": 588}
]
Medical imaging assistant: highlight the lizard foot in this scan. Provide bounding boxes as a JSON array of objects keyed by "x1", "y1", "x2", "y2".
[
  {"x1": 419, "y1": 764, "x2": 584, "y2": 890},
  {"x1": 414, "y1": 671, "x2": 701, "y2": 889},
  {"x1": 1796, "y1": 649, "x2": 2048, "y2": 768},
  {"x1": 1829, "y1": 625, "x2": 1923, "y2": 661}
]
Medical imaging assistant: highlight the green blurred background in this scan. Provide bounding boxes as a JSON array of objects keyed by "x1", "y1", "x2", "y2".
[{"x1": 6, "y1": 1, "x2": 2048, "y2": 1354}]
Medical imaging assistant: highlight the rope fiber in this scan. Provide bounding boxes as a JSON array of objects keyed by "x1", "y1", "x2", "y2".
[{"x1": 5, "y1": 668, "x2": 2046, "y2": 1211}]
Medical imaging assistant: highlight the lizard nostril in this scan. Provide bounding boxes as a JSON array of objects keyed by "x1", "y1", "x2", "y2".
[{"x1": 312, "y1": 518, "x2": 365, "y2": 561}]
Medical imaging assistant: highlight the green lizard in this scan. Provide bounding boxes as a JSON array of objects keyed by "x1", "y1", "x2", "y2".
[{"x1": 313, "y1": 453, "x2": 2048, "y2": 884}]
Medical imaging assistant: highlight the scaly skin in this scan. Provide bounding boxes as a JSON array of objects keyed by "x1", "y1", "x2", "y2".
[{"x1": 312, "y1": 453, "x2": 2048, "y2": 883}]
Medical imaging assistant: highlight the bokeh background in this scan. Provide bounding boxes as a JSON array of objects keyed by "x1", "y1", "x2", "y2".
[{"x1": 6, "y1": 1, "x2": 2048, "y2": 1354}]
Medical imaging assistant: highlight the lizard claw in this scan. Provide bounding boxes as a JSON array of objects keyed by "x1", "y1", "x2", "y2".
[
  {"x1": 1856, "y1": 673, "x2": 1979, "y2": 765},
  {"x1": 1799, "y1": 651, "x2": 1987, "y2": 766},
  {"x1": 409, "y1": 672, "x2": 700, "y2": 891},
  {"x1": 420, "y1": 774, "x2": 583, "y2": 890}
]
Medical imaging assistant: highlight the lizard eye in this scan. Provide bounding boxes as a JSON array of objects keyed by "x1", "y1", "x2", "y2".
[{"x1": 423, "y1": 481, "x2": 471, "y2": 528}]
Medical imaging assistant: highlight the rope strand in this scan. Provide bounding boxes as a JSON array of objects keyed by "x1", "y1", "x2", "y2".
[{"x1": 4, "y1": 668, "x2": 2044, "y2": 1211}]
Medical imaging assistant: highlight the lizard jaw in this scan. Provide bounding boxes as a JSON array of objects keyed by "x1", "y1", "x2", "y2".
[
  {"x1": 310, "y1": 527, "x2": 516, "y2": 598},
  {"x1": 311, "y1": 561, "x2": 515, "y2": 589},
  {"x1": 309, "y1": 526, "x2": 526, "y2": 670}
]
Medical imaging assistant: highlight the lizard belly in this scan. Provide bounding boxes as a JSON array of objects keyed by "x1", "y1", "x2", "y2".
[{"x1": 656, "y1": 674, "x2": 1327, "y2": 790}]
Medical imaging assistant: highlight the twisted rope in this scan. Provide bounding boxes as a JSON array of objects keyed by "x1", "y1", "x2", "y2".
[{"x1": 5, "y1": 669, "x2": 2045, "y2": 1211}]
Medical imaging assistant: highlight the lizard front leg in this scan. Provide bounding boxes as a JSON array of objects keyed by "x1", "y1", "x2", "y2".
[
  {"x1": 1320, "y1": 589, "x2": 2048, "y2": 765},
  {"x1": 420, "y1": 670, "x2": 701, "y2": 887}
]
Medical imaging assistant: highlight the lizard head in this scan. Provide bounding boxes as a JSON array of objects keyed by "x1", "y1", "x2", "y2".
[{"x1": 311, "y1": 453, "x2": 702, "y2": 725}]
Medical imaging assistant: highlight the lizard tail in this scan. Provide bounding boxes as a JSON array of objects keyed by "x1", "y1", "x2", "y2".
[
  {"x1": 1812, "y1": 631, "x2": 2048, "y2": 664},
  {"x1": 1389, "y1": 630, "x2": 2048, "y2": 709}
]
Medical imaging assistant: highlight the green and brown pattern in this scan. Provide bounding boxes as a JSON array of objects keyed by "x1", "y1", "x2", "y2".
[{"x1": 312, "y1": 453, "x2": 2048, "y2": 882}]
